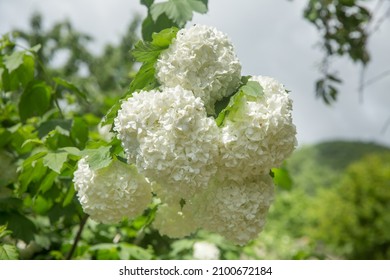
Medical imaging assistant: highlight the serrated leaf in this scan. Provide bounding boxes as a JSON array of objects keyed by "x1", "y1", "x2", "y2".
[
  {"x1": 19, "y1": 81, "x2": 52, "y2": 122},
  {"x1": 132, "y1": 41, "x2": 162, "y2": 63},
  {"x1": 43, "y1": 151, "x2": 68, "y2": 174},
  {"x1": 151, "y1": 0, "x2": 207, "y2": 27},
  {"x1": 0, "y1": 244, "x2": 19, "y2": 260}
]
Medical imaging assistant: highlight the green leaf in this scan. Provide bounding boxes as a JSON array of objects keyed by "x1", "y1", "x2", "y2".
[
  {"x1": 132, "y1": 41, "x2": 162, "y2": 63},
  {"x1": 53, "y1": 77, "x2": 87, "y2": 101},
  {"x1": 82, "y1": 146, "x2": 112, "y2": 171},
  {"x1": 0, "y1": 244, "x2": 19, "y2": 260},
  {"x1": 19, "y1": 81, "x2": 52, "y2": 122},
  {"x1": 0, "y1": 224, "x2": 12, "y2": 239},
  {"x1": 240, "y1": 81, "x2": 264, "y2": 98},
  {"x1": 0, "y1": 212, "x2": 36, "y2": 242},
  {"x1": 271, "y1": 167, "x2": 293, "y2": 190},
  {"x1": 129, "y1": 62, "x2": 158, "y2": 94},
  {"x1": 3, "y1": 51, "x2": 25, "y2": 73},
  {"x1": 63, "y1": 185, "x2": 76, "y2": 207},
  {"x1": 43, "y1": 151, "x2": 68, "y2": 174},
  {"x1": 38, "y1": 119, "x2": 72, "y2": 138},
  {"x1": 141, "y1": 0, "x2": 154, "y2": 8},
  {"x1": 142, "y1": 13, "x2": 176, "y2": 41},
  {"x1": 71, "y1": 117, "x2": 88, "y2": 149},
  {"x1": 151, "y1": 26, "x2": 179, "y2": 47},
  {"x1": 102, "y1": 101, "x2": 122, "y2": 127},
  {"x1": 38, "y1": 170, "x2": 58, "y2": 194},
  {"x1": 215, "y1": 81, "x2": 264, "y2": 126},
  {"x1": 2, "y1": 54, "x2": 35, "y2": 91},
  {"x1": 150, "y1": 0, "x2": 208, "y2": 27}
]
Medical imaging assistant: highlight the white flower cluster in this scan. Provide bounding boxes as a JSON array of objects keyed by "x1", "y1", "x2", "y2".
[
  {"x1": 73, "y1": 158, "x2": 152, "y2": 224},
  {"x1": 73, "y1": 24, "x2": 297, "y2": 245},
  {"x1": 114, "y1": 86, "x2": 219, "y2": 203},
  {"x1": 219, "y1": 76, "x2": 298, "y2": 181},
  {"x1": 156, "y1": 24, "x2": 241, "y2": 115}
]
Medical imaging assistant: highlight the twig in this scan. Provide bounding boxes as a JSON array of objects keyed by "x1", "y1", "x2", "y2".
[{"x1": 66, "y1": 214, "x2": 89, "y2": 260}]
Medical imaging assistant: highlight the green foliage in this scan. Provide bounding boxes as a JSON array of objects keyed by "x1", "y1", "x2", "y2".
[
  {"x1": 309, "y1": 153, "x2": 390, "y2": 259},
  {"x1": 303, "y1": 0, "x2": 371, "y2": 103}
]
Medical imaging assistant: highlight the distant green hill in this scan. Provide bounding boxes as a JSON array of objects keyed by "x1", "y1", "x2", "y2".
[{"x1": 286, "y1": 140, "x2": 390, "y2": 194}]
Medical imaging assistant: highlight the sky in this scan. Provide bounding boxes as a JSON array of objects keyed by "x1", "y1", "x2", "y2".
[{"x1": 1, "y1": 0, "x2": 389, "y2": 147}]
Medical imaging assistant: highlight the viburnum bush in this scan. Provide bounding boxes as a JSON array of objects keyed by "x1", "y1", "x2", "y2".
[{"x1": 73, "y1": 24, "x2": 297, "y2": 245}]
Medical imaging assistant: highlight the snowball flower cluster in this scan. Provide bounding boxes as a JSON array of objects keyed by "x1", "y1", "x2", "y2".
[
  {"x1": 114, "y1": 86, "x2": 219, "y2": 203},
  {"x1": 156, "y1": 24, "x2": 241, "y2": 115},
  {"x1": 73, "y1": 158, "x2": 152, "y2": 224},
  {"x1": 73, "y1": 24, "x2": 297, "y2": 245},
  {"x1": 219, "y1": 75, "x2": 297, "y2": 181}
]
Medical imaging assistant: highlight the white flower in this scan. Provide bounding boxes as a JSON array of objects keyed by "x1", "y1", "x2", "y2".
[
  {"x1": 195, "y1": 174, "x2": 274, "y2": 246},
  {"x1": 156, "y1": 24, "x2": 242, "y2": 114},
  {"x1": 73, "y1": 157, "x2": 152, "y2": 224},
  {"x1": 153, "y1": 202, "x2": 199, "y2": 238},
  {"x1": 219, "y1": 75, "x2": 297, "y2": 179},
  {"x1": 193, "y1": 241, "x2": 220, "y2": 260},
  {"x1": 97, "y1": 122, "x2": 114, "y2": 142},
  {"x1": 114, "y1": 86, "x2": 219, "y2": 203}
]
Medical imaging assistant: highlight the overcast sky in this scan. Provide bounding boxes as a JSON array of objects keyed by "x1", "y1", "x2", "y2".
[{"x1": 1, "y1": 0, "x2": 389, "y2": 147}]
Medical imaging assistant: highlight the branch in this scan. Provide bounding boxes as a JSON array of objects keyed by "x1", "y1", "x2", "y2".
[{"x1": 66, "y1": 214, "x2": 89, "y2": 260}]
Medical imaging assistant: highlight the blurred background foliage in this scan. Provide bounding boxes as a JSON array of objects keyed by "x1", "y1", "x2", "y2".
[{"x1": 1, "y1": 0, "x2": 389, "y2": 260}]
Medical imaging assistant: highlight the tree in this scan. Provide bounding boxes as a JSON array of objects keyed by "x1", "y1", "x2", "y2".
[{"x1": 309, "y1": 153, "x2": 390, "y2": 259}]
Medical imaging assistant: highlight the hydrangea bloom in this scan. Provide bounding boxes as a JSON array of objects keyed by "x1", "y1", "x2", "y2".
[
  {"x1": 114, "y1": 86, "x2": 219, "y2": 203},
  {"x1": 219, "y1": 75, "x2": 297, "y2": 180},
  {"x1": 195, "y1": 174, "x2": 274, "y2": 245},
  {"x1": 73, "y1": 158, "x2": 152, "y2": 224},
  {"x1": 156, "y1": 24, "x2": 242, "y2": 114}
]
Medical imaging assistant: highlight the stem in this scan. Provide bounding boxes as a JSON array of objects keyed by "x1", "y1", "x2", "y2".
[{"x1": 67, "y1": 214, "x2": 89, "y2": 260}]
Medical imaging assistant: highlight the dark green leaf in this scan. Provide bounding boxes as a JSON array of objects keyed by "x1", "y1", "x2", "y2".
[
  {"x1": 0, "y1": 212, "x2": 36, "y2": 242},
  {"x1": 71, "y1": 117, "x2": 88, "y2": 149},
  {"x1": 141, "y1": 0, "x2": 154, "y2": 8},
  {"x1": 19, "y1": 81, "x2": 52, "y2": 122},
  {"x1": 53, "y1": 77, "x2": 87, "y2": 100},
  {"x1": 38, "y1": 119, "x2": 72, "y2": 138},
  {"x1": 142, "y1": 13, "x2": 176, "y2": 41},
  {"x1": 102, "y1": 101, "x2": 122, "y2": 127}
]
